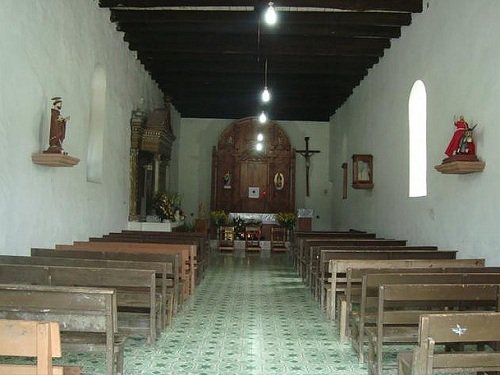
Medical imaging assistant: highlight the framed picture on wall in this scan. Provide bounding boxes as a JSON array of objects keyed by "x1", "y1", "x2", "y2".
[{"x1": 352, "y1": 154, "x2": 373, "y2": 189}]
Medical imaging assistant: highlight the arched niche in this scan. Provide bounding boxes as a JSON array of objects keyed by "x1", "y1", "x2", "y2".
[{"x1": 211, "y1": 117, "x2": 295, "y2": 213}]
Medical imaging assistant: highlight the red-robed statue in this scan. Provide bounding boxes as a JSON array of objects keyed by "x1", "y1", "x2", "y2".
[
  {"x1": 44, "y1": 96, "x2": 70, "y2": 154},
  {"x1": 445, "y1": 115, "x2": 471, "y2": 157}
]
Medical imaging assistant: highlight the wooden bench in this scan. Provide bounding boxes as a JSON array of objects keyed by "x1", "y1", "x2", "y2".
[
  {"x1": 0, "y1": 319, "x2": 81, "y2": 375},
  {"x1": 0, "y1": 284, "x2": 124, "y2": 375},
  {"x1": 57, "y1": 241, "x2": 195, "y2": 299},
  {"x1": 398, "y1": 312, "x2": 500, "y2": 375},
  {"x1": 0, "y1": 264, "x2": 159, "y2": 344},
  {"x1": 100, "y1": 230, "x2": 208, "y2": 283},
  {"x1": 292, "y1": 230, "x2": 375, "y2": 272},
  {"x1": 325, "y1": 255, "x2": 470, "y2": 319},
  {"x1": 366, "y1": 283, "x2": 500, "y2": 375},
  {"x1": 300, "y1": 238, "x2": 407, "y2": 279},
  {"x1": 303, "y1": 239, "x2": 410, "y2": 281},
  {"x1": 0, "y1": 254, "x2": 173, "y2": 328},
  {"x1": 32, "y1": 248, "x2": 180, "y2": 314},
  {"x1": 344, "y1": 266, "x2": 500, "y2": 346},
  {"x1": 351, "y1": 271, "x2": 494, "y2": 362},
  {"x1": 316, "y1": 248, "x2": 453, "y2": 305}
]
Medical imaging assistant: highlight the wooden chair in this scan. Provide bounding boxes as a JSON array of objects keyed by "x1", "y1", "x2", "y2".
[
  {"x1": 245, "y1": 226, "x2": 261, "y2": 251},
  {"x1": 271, "y1": 227, "x2": 287, "y2": 252},
  {"x1": 218, "y1": 226, "x2": 235, "y2": 251},
  {"x1": 0, "y1": 319, "x2": 81, "y2": 375},
  {"x1": 398, "y1": 312, "x2": 500, "y2": 375}
]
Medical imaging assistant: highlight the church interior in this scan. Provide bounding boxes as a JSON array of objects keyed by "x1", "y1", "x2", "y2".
[{"x1": 1, "y1": 1, "x2": 500, "y2": 374}]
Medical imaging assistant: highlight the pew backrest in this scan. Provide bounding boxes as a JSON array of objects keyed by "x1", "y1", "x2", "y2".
[
  {"x1": 0, "y1": 284, "x2": 117, "y2": 375},
  {"x1": 402, "y1": 312, "x2": 500, "y2": 375},
  {"x1": 0, "y1": 319, "x2": 77, "y2": 375}
]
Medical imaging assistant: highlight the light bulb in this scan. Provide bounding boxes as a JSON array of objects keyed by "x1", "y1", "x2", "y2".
[
  {"x1": 257, "y1": 133, "x2": 264, "y2": 142},
  {"x1": 259, "y1": 111, "x2": 267, "y2": 124},
  {"x1": 256, "y1": 142, "x2": 263, "y2": 152},
  {"x1": 261, "y1": 87, "x2": 271, "y2": 103},
  {"x1": 264, "y1": 2, "x2": 277, "y2": 25}
]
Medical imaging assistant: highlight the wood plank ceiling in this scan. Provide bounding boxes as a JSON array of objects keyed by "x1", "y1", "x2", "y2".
[{"x1": 99, "y1": 1, "x2": 423, "y2": 121}]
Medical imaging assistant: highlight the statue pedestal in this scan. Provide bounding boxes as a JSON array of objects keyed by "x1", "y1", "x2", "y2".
[{"x1": 32, "y1": 153, "x2": 80, "y2": 167}]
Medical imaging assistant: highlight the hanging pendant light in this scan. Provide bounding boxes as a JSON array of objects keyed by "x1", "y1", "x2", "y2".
[
  {"x1": 259, "y1": 111, "x2": 268, "y2": 124},
  {"x1": 264, "y1": 2, "x2": 277, "y2": 25},
  {"x1": 261, "y1": 59, "x2": 271, "y2": 103}
]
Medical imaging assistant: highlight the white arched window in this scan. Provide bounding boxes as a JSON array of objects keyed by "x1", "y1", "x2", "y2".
[
  {"x1": 87, "y1": 65, "x2": 106, "y2": 183},
  {"x1": 408, "y1": 80, "x2": 427, "y2": 197}
]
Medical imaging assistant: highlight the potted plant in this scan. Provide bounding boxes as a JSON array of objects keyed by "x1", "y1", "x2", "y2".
[
  {"x1": 210, "y1": 210, "x2": 228, "y2": 228},
  {"x1": 275, "y1": 212, "x2": 297, "y2": 240}
]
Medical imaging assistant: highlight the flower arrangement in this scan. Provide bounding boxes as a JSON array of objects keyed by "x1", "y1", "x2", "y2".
[
  {"x1": 275, "y1": 212, "x2": 296, "y2": 230},
  {"x1": 210, "y1": 210, "x2": 228, "y2": 227},
  {"x1": 153, "y1": 192, "x2": 184, "y2": 222},
  {"x1": 232, "y1": 216, "x2": 245, "y2": 239}
]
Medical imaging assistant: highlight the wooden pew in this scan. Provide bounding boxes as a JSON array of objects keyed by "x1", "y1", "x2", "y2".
[
  {"x1": 0, "y1": 319, "x2": 81, "y2": 375},
  {"x1": 96, "y1": 230, "x2": 208, "y2": 284},
  {"x1": 321, "y1": 252, "x2": 460, "y2": 317},
  {"x1": 352, "y1": 272, "x2": 488, "y2": 362},
  {"x1": 344, "y1": 266, "x2": 500, "y2": 346},
  {"x1": 366, "y1": 283, "x2": 500, "y2": 375},
  {"x1": 398, "y1": 312, "x2": 500, "y2": 375},
  {"x1": 0, "y1": 254, "x2": 173, "y2": 328},
  {"x1": 292, "y1": 230, "x2": 375, "y2": 272},
  {"x1": 300, "y1": 238, "x2": 407, "y2": 279},
  {"x1": 326, "y1": 258, "x2": 485, "y2": 321},
  {"x1": 0, "y1": 264, "x2": 159, "y2": 344},
  {"x1": 56, "y1": 241, "x2": 195, "y2": 299},
  {"x1": 32, "y1": 248, "x2": 181, "y2": 314},
  {"x1": 0, "y1": 284, "x2": 124, "y2": 375},
  {"x1": 315, "y1": 248, "x2": 451, "y2": 303}
]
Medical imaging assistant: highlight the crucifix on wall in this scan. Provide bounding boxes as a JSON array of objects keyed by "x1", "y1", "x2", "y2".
[{"x1": 295, "y1": 137, "x2": 320, "y2": 197}]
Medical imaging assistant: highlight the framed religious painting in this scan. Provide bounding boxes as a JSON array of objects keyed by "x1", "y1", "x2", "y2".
[{"x1": 352, "y1": 154, "x2": 373, "y2": 189}]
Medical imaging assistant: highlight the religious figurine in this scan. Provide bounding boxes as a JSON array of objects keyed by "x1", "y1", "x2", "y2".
[
  {"x1": 274, "y1": 172, "x2": 284, "y2": 190},
  {"x1": 445, "y1": 115, "x2": 470, "y2": 157},
  {"x1": 223, "y1": 171, "x2": 231, "y2": 189},
  {"x1": 44, "y1": 97, "x2": 70, "y2": 154}
]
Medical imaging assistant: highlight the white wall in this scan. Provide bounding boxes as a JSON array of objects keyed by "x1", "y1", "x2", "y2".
[
  {"x1": 0, "y1": 0, "x2": 163, "y2": 255},
  {"x1": 178, "y1": 118, "x2": 332, "y2": 230},
  {"x1": 330, "y1": 0, "x2": 500, "y2": 263}
]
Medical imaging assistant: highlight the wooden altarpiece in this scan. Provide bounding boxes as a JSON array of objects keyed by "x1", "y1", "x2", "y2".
[
  {"x1": 211, "y1": 117, "x2": 295, "y2": 213},
  {"x1": 129, "y1": 97, "x2": 176, "y2": 220}
]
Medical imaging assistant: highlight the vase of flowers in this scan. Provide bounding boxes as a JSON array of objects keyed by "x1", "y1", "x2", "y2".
[
  {"x1": 275, "y1": 212, "x2": 297, "y2": 241},
  {"x1": 210, "y1": 210, "x2": 228, "y2": 227},
  {"x1": 153, "y1": 192, "x2": 184, "y2": 223}
]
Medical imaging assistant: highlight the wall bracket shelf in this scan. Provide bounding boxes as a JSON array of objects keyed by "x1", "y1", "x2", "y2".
[
  {"x1": 32, "y1": 153, "x2": 80, "y2": 167},
  {"x1": 434, "y1": 160, "x2": 485, "y2": 174}
]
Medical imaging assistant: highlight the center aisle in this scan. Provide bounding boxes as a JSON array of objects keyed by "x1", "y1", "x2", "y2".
[{"x1": 75, "y1": 252, "x2": 368, "y2": 374}]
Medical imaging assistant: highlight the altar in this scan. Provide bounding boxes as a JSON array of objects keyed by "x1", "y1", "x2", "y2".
[{"x1": 228, "y1": 212, "x2": 278, "y2": 225}]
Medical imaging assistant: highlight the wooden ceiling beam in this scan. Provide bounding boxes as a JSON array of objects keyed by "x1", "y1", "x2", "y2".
[
  {"x1": 117, "y1": 22, "x2": 402, "y2": 39},
  {"x1": 157, "y1": 77, "x2": 359, "y2": 91},
  {"x1": 100, "y1": 0, "x2": 422, "y2": 13},
  {"x1": 143, "y1": 60, "x2": 370, "y2": 75},
  {"x1": 138, "y1": 52, "x2": 380, "y2": 65},
  {"x1": 128, "y1": 37, "x2": 389, "y2": 57},
  {"x1": 111, "y1": 9, "x2": 411, "y2": 27}
]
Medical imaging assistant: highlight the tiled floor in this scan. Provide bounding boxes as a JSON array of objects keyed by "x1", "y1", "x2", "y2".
[{"x1": 61, "y1": 250, "x2": 369, "y2": 374}]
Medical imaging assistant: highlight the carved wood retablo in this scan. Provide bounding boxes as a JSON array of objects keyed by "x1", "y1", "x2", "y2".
[{"x1": 211, "y1": 117, "x2": 295, "y2": 213}]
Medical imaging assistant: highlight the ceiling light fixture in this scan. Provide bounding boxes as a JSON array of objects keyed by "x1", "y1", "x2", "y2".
[
  {"x1": 264, "y1": 2, "x2": 278, "y2": 25},
  {"x1": 256, "y1": 142, "x2": 264, "y2": 152},
  {"x1": 259, "y1": 111, "x2": 268, "y2": 124},
  {"x1": 261, "y1": 59, "x2": 271, "y2": 103},
  {"x1": 257, "y1": 133, "x2": 264, "y2": 142}
]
